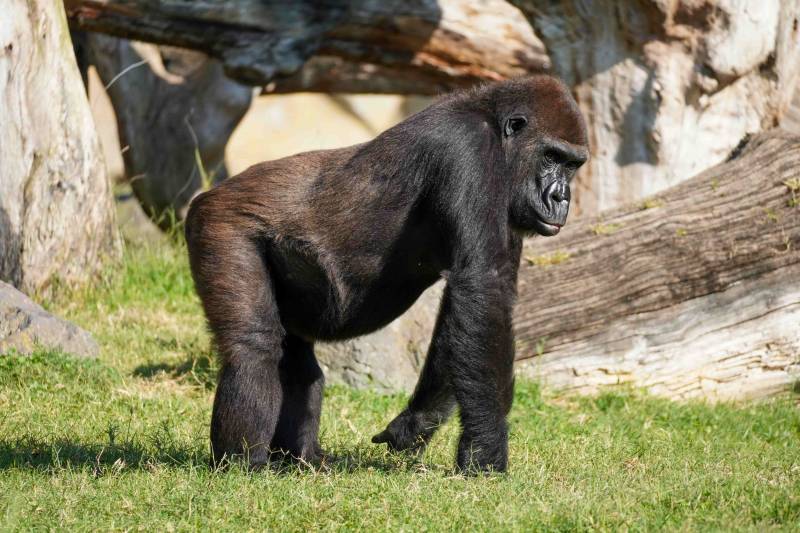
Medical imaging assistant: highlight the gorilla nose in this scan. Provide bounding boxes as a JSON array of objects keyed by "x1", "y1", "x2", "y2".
[{"x1": 544, "y1": 181, "x2": 570, "y2": 211}]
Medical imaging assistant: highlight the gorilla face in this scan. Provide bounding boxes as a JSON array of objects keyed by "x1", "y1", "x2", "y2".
[
  {"x1": 497, "y1": 78, "x2": 589, "y2": 237},
  {"x1": 509, "y1": 133, "x2": 588, "y2": 236}
]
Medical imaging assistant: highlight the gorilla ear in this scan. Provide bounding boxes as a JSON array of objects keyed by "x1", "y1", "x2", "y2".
[{"x1": 504, "y1": 116, "x2": 528, "y2": 137}]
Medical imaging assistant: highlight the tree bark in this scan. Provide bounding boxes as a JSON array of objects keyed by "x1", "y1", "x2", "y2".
[
  {"x1": 514, "y1": 130, "x2": 800, "y2": 400},
  {"x1": 77, "y1": 34, "x2": 254, "y2": 226},
  {"x1": 65, "y1": 0, "x2": 550, "y2": 94},
  {"x1": 68, "y1": 1, "x2": 800, "y2": 216},
  {"x1": 511, "y1": 0, "x2": 800, "y2": 215},
  {"x1": 0, "y1": 0, "x2": 120, "y2": 294},
  {"x1": 781, "y1": 81, "x2": 800, "y2": 134}
]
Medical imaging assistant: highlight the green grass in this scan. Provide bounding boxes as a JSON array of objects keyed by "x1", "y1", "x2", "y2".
[{"x1": 1, "y1": 236, "x2": 799, "y2": 531}]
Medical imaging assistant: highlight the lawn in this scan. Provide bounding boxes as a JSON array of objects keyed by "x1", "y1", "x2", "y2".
[{"x1": 1, "y1": 233, "x2": 799, "y2": 531}]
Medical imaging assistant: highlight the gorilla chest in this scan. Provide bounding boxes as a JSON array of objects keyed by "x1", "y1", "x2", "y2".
[{"x1": 268, "y1": 226, "x2": 444, "y2": 341}]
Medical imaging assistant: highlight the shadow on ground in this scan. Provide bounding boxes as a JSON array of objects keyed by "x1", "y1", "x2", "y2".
[
  {"x1": 0, "y1": 437, "x2": 203, "y2": 473},
  {"x1": 0, "y1": 437, "x2": 431, "y2": 475},
  {"x1": 133, "y1": 353, "x2": 218, "y2": 389}
]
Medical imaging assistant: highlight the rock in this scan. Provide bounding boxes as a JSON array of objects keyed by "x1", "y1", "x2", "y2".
[
  {"x1": 0, "y1": 281, "x2": 98, "y2": 358},
  {"x1": 315, "y1": 281, "x2": 443, "y2": 393},
  {"x1": 511, "y1": 0, "x2": 800, "y2": 216}
]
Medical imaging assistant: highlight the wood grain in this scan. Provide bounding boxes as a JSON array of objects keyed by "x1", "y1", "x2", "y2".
[
  {"x1": 515, "y1": 130, "x2": 800, "y2": 399},
  {"x1": 65, "y1": 0, "x2": 549, "y2": 93}
]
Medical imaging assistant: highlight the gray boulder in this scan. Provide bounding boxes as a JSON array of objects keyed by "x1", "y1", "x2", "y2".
[
  {"x1": 0, "y1": 280, "x2": 98, "y2": 357},
  {"x1": 315, "y1": 281, "x2": 443, "y2": 393}
]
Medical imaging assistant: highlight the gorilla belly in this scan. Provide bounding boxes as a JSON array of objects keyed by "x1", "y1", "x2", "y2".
[{"x1": 267, "y1": 238, "x2": 439, "y2": 341}]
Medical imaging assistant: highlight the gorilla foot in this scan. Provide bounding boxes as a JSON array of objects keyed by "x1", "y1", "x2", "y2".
[{"x1": 268, "y1": 441, "x2": 324, "y2": 466}]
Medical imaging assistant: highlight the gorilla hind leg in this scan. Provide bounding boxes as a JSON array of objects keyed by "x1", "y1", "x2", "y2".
[
  {"x1": 212, "y1": 343, "x2": 283, "y2": 469},
  {"x1": 186, "y1": 212, "x2": 285, "y2": 469},
  {"x1": 270, "y1": 335, "x2": 324, "y2": 462}
]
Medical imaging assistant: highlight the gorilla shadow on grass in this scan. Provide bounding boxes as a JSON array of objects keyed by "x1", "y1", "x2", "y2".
[
  {"x1": 131, "y1": 354, "x2": 438, "y2": 473},
  {"x1": 133, "y1": 352, "x2": 218, "y2": 390},
  {"x1": 0, "y1": 437, "x2": 201, "y2": 474},
  {"x1": 0, "y1": 437, "x2": 432, "y2": 475}
]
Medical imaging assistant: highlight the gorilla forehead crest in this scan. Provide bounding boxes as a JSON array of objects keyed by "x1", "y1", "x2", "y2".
[{"x1": 487, "y1": 76, "x2": 588, "y2": 146}]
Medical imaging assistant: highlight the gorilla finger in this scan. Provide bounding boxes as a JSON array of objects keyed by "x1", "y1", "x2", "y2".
[{"x1": 371, "y1": 430, "x2": 392, "y2": 444}]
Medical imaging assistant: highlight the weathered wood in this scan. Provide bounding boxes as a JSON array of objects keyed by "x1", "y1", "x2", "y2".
[
  {"x1": 65, "y1": 0, "x2": 549, "y2": 94},
  {"x1": 68, "y1": 0, "x2": 800, "y2": 217},
  {"x1": 0, "y1": 0, "x2": 120, "y2": 294},
  {"x1": 77, "y1": 34, "x2": 254, "y2": 225},
  {"x1": 511, "y1": 1, "x2": 800, "y2": 215},
  {"x1": 515, "y1": 130, "x2": 800, "y2": 400},
  {"x1": 262, "y1": 56, "x2": 456, "y2": 96},
  {"x1": 781, "y1": 81, "x2": 800, "y2": 135}
]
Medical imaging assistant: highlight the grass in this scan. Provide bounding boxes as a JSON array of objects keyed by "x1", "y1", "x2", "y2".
[
  {"x1": 787, "y1": 178, "x2": 800, "y2": 208},
  {"x1": 590, "y1": 222, "x2": 624, "y2": 236},
  {"x1": 640, "y1": 198, "x2": 665, "y2": 210},
  {"x1": 1, "y1": 235, "x2": 799, "y2": 531},
  {"x1": 524, "y1": 250, "x2": 571, "y2": 267}
]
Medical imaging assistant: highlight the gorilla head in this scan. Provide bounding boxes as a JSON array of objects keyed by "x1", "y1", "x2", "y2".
[{"x1": 498, "y1": 78, "x2": 588, "y2": 236}]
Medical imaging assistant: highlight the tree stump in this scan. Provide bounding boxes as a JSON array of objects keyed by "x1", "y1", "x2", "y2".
[
  {"x1": 0, "y1": 0, "x2": 119, "y2": 294},
  {"x1": 65, "y1": 0, "x2": 549, "y2": 93}
]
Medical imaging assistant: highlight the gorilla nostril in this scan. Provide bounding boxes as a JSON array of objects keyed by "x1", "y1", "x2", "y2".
[{"x1": 546, "y1": 181, "x2": 569, "y2": 205}]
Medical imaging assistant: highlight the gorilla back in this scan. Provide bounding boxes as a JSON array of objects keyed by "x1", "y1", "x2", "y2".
[{"x1": 185, "y1": 75, "x2": 588, "y2": 473}]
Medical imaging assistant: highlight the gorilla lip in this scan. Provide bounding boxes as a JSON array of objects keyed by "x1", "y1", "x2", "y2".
[{"x1": 535, "y1": 217, "x2": 563, "y2": 235}]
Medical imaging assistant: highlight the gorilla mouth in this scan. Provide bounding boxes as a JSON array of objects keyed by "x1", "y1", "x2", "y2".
[{"x1": 532, "y1": 216, "x2": 563, "y2": 236}]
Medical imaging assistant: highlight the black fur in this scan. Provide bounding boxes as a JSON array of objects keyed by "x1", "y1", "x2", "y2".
[{"x1": 185, "y1": 75, "x2": 588, "y2": 473}]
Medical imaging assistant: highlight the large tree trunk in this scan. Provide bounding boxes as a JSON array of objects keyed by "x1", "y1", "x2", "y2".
[
  {"x1": 515, "y1": 130, "x2": 800, "y2": 400},
  {"x1": 76, "y1": 34, "x2": 254, "y2": 226},
  {"x1": 68, "y1": 1, "x2": 800, "y2": 217},
  {"x1": 782, "y1": 81, "x2": 800, "y2": 134},
  {"x1": 511, "y1": 1, "x2": 800, "y2": 215},
  {"x1": 64, "y1": 0, "x2": 549, "y2": 94},
  {"x1": 0, "y1": 0, "x2": 120, "y2": 294}
]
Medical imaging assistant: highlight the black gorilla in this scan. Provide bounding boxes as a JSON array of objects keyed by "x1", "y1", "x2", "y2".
[{"x1": 185, "y1": 75, "x2": 588, "y2": 473}]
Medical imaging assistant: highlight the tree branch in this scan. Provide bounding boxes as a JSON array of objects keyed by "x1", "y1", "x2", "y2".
[{"x1": 65, "y1": 0, "x2": 550, "y2": 93}]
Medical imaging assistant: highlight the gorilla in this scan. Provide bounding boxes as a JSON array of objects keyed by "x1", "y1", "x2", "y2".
[{"x1": 185, "y1": 75, "x2": 588, "y2": 473}]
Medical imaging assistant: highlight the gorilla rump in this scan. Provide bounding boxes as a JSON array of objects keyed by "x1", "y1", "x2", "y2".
[{"x1": 185, "y1": 76, "x2": 588, "y2": 473}]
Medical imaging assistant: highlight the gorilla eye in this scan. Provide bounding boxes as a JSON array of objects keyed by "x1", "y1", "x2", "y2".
[
  {"x1": 504, "y1": 116, "x2": 527, "y2": 137},
  {"x1": 542, "y1": 150, "x2": 560, "y2": 168}
]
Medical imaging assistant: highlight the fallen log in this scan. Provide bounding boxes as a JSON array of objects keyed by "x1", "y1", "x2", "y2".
[
  {"x1": 515, "y1": 130, "x2": 800, "y2": 400},
  {"x1": 75, "y1": 33, "x2": 254, "y2": 226},
  {"x1": 64, "y1": 0, "x2": 549, "y2": 93}
]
